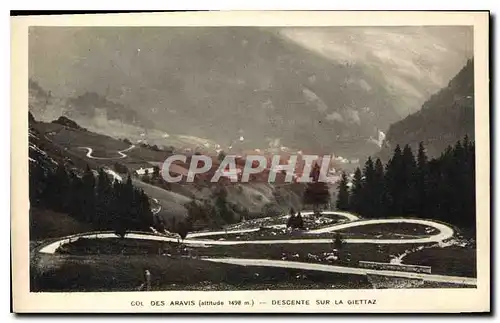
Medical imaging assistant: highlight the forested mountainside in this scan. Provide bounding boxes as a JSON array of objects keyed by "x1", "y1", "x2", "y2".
[{"x1": 381, "y1": 59, "x2": 474, "y2": 159}]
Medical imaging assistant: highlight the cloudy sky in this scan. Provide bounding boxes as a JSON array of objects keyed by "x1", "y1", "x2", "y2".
[
  {"x1": 29, "y1": 26, "x2": 473, "y2": 132},
  {"x1": 28, "y1": 26, "x2": 474, "y2": 154},
  {"x1": 276, "y1": 26, "x2": 473, "y2": 102}
]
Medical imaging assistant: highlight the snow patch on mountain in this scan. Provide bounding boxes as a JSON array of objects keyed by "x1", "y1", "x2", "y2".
[
  {"x1": 302, "y1": 87, "x2": 328, "y2": 113},
  {"x1": 368, "y1": 130, "x2": 386, "y2": 148}
]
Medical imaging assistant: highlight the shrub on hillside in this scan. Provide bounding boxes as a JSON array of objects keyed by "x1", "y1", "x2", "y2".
[
  {"x1": 333, "y1": 232, "x2": 345, "y2": 251},
  {"x1": 287, "y1": 211, "x2": 304, "y2": 230},
  {"x1": 113, "y1": 162, "x2": 129, "y2": 174}
]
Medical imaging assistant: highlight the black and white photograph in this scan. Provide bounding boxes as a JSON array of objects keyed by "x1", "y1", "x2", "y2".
[{"x1": 11, "y1": 11, "x2": 490, "y2": 313}]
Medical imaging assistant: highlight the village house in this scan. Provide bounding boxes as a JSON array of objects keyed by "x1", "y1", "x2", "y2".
[{"x1": 134, "y1": 167, "x2": 155, "y2": 176}]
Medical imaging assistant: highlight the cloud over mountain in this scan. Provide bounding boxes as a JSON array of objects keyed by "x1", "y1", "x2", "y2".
[{"x1": 29, "y1": 26, "x2": 472, "y2": 158}]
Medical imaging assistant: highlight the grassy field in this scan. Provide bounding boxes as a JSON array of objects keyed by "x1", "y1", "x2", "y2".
[
  {"x1": 32, "y1": 237, "x2": 476, "y2": 292},
  {"x1": 200, "y1": 225, "x2": 433, "y2": 241},
  {"x1": 404, "y1": 246, "x2": 476, "y2": 277},
  {"x1": 194, "y1": 242, "x2": 422, "y2": 266},
  {"x1": 336, "y1": 222, "x2": 436, "y2": 239},
  {"x1": 55, "y1": 236, "x2": 477, "y2": 279},
  {"x1": 46, "y1": 126, "x2": 130, "y2": 153},
  {"x1": 31, "y1": 254, "x2": 373, "y2": 292},
  {"x1": 30, "y1": 207, "x2": 93, "y2": 241}
]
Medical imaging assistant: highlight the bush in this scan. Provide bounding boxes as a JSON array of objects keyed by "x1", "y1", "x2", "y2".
[
  {"x1": 115, "y1": 226, "x2": 127, "y2": 239},
  {"x1": 333, "y1": 233, "x2": 345, "y2": 250},
  {"x1": 287, "y1": 211, "x2": 304, "y2": 229},
  {"x1": 177, "y1": 222, "x2": 189, "y2": 240},
  {"x1": 113, "y1": 162, "x2": 129, "y2": 174}
]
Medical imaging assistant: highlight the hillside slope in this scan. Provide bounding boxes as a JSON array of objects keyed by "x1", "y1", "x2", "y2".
[
  {"x1": 380, "y1": 59, "x2": 474, "y2": 159},
  {"x1": 29, "y1": 113, "x2": 306, "y2": 229}
]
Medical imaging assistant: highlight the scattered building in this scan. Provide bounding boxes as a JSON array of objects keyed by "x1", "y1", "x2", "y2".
[{"x1": 135, "y1": 167, "x2": 155, "y2": 176}]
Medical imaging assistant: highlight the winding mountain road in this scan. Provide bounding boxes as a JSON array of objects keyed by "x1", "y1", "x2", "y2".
[
  {"x1": 50, "y1": 144, "x2": 472, "y2": 286},
  {"x1": 35, "y1": 215, "x2": 473, "y2": 286},
  {"x1": 39, "y1": 214, "x2": 454, "y2": 253},
  {"x1": 204, "y1": 258, "x2": 476, "y2": 285},
  {"x1": 79, "y1": 144, "x2": 135, "y2": 160},
  {"x1": 36, "y1": 209, "x2": 468, "y2": 284}
]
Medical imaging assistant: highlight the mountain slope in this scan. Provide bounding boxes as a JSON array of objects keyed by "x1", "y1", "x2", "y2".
[
  {"x1": 29, "y1": 27, "x2": 472, "y2": 158},
  {"x1": 29, "y1": 113, "x2": 307, "y2": 229},
  {"x1": 380, "y1": 59, "x2": 474, "y2": 159}
]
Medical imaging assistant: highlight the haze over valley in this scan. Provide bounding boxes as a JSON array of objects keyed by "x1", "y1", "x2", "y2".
[{"x1": 29, "y1": 26, "x2": 473, "y2": 159}]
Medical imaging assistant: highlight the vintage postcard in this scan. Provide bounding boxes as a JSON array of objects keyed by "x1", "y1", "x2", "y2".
[{"x1": 11, "y1": 11, "x2": 490, "y2": 313}]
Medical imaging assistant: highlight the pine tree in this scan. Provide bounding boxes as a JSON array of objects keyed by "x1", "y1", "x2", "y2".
[
  {"x1": 31, "y1": 160, "x2": 161, "y2": 235},
  {"x1": 286, "y1": 213, "x2": 295, "y2": 228},
  {"x1": 29, "y1": 160, "x2": 46, "y2": 206},
  {"x1": 46, "y1": 164, "x2": 70, "y2": 212},
  {"x1": 412, "y1": 137, "x2": 476, "y2": 230},
  {"x1": 296, "y1": 211, "x2": 304, "y2": 229},
  {"x1": 176, "y1": 220, "x2": 191, "y2": 241},
  {"x1": 96, "y1": 168, "x2": 112, "y2": 229},
  {"x1": 82, "y1": 165, "x2": 96, "y2": 224},
  {"x1": 385, "y1": 145, "x2": 403, "y2": 216},
  {"x1": 336, "y1": 172, "x2": 350, "y2": 211},
  {"x1": 142, "y1": 169, "x2": 150, "y2": 183},
  {"x1": 361, "y1": 157, "x2": 376, "y2": 217},
  {"x1": 371, "y1": 158, "x2": 385, "y2": 218},
  {"x1": 213, "y1": 186, "x2": 236, "y2": 224},
  {"x1": 153, "y1": 166, "x2": 161, "y2": 179},
  {"x1": 333, "y1": 232, "x2": 344, "y2": 251},
  {"x1": 303, "y1": 163, "x2": 330, "y2": 212},
  {"x1": 463, "y1": 136, "x2": 476, "y2": 230},
  {"x1": 416, "y1": 142, "x2": 429, "y2": 217},
  {"x1": 401, "y1": 144, "x2": 417, "y2": 215},
  {"x1": 67, "y1": 170, "x2": 83, "y2": 219},
  {"x1": 138, "y1": 190, "x2": 154, "y2": 230},
  {"x1": 349, "y1": 168, "x2": 363, "y2": 214}
]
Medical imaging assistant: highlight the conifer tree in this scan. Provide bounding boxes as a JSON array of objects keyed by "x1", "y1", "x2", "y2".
[
  {"x1": 142, "y1": 169, "x2": 150, "y2": 183},
  {"x1": 95, "y1": 168, "x2": 112, "y2": 228},
  {"x1": 82, "y1": 165, "x2": 96, "y2": 223},
  {"x1": 303, "y1": 163, "x2": 330, "y2": 212},
  {"x1": 361, "y1": 157, "x2": 376, "y2": 217},
  {"x1": 213, "y1": 186, "x2": 237, "y2": 224},
  {"x1": 29, "y1": 159, "x2": 46, "y2": 206},
  {"x1": 333, "y1": 232, "x2": 344, "y2": 251},
  {"x1": 349, "y1": 167, "x2": 363, "y2": 214},
  {"x1": 46, "y1": 164, "x2": 70, "y2": 212},
  {"x1": 463, "y1": 135, "x2": 476, "y2": 229},
  {"x1": 385, "y1": 145, "x2": 403, "y2": 216},
  {"x1": 401, "y1": 144, "x2": 417, "y2": 215},
  {"x1": 416, "y1": 142, "x2": 429, "y2": 217},
  {"x1": 296, "y1": 211, "x2": 304, "y2": 229},
  {"x1": 67, "y1": 170, "x2": 84, "y2": 220},
  {"x1": 153, "y1": 166, "x2": 161, "y2": 179},
  {"x1": 373, "y1": 158, "x2": 385, "y2": 218},
  {"x1": 336, "y1": 172, "x2": 350, "y2": 211}
]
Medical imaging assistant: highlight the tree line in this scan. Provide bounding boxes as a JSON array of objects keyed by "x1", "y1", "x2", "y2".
[
  {"x1": 30, "y1": 161, "x2": 155, "y2": 236},
  {"x1": 336, "y1": 136, "x2": 475, "y2": 230}
]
